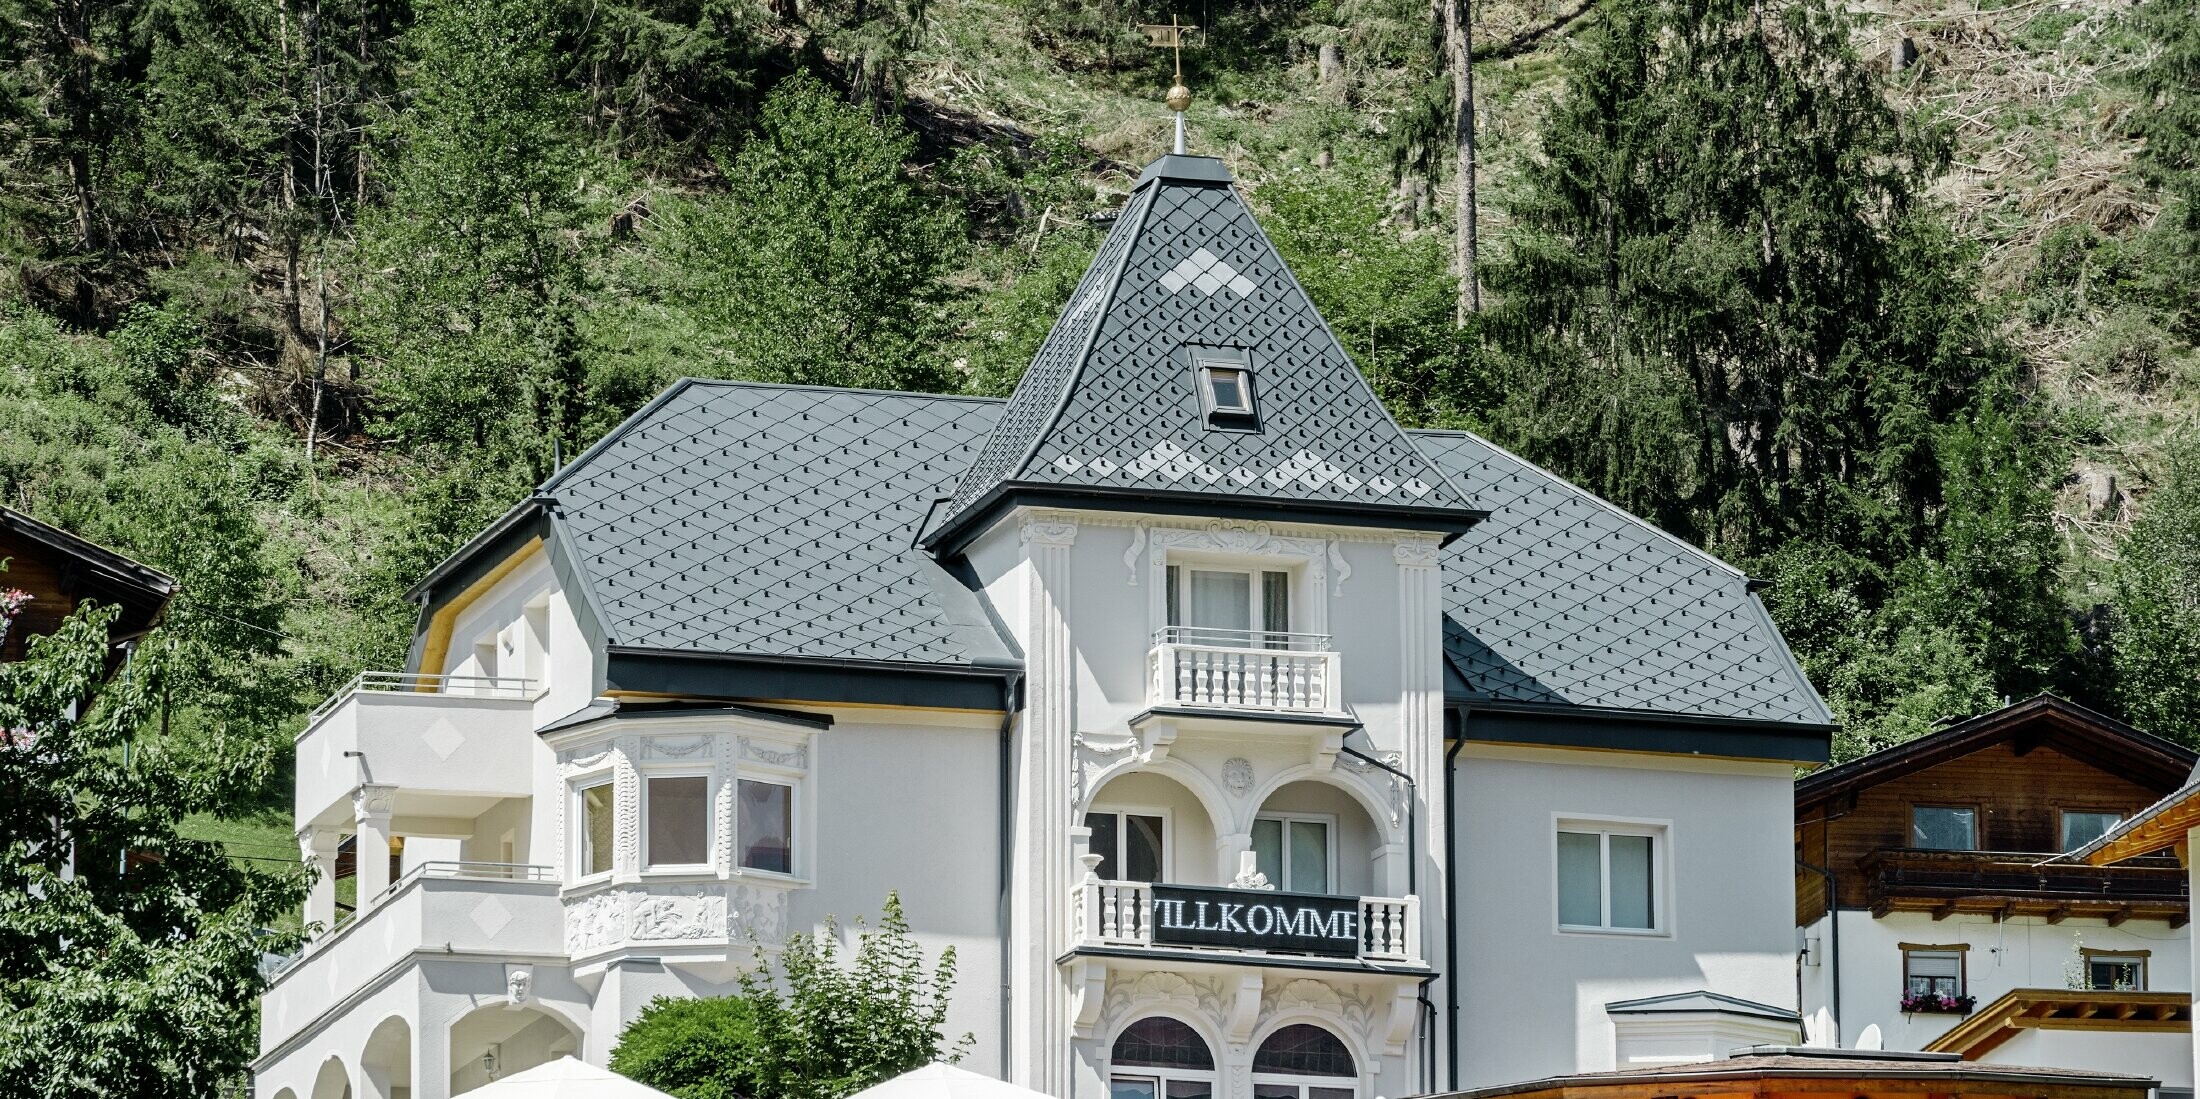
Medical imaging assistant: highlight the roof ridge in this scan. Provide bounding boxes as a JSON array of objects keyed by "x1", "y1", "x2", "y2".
[
  {"x1": 1406, "y1": 428, "x2": 1746, "y2": 582},
  {"x1": 987, "y1": 180, "x2": 1162, "y2": 492},
  {"x1": 669, "y1": 377, "x2": 1008, "y2": 404}
]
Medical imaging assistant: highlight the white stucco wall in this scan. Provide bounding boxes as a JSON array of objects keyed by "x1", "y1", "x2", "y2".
[
  {"x1": 1452, "y1": 742, "x2": 1800, "y2": 1087},
  {"x1": 1992, "y1": 1028, "x2": 2193, "y2": 1090},
  {"x1": 1799, "y1": 909, "x2": 2192, "y2": 1052}
]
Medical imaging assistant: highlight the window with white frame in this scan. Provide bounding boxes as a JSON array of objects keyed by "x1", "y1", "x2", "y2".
[
  {"x1": 1556, "y1": 822, "x2": 1661, "y2": 932},
  {"x1": 737, "y1": 777, "x2": 795, "y2": 875},
  {"x1": 644, "y1": 774, "x2": 711, "y2": 869},
  {"x1": 1111, "y1": 1016, "x2": 1215, "y2": 1099},
  {"x1": 1903, "y1": 947, "x2": 1964, "y2": 997},
  {"x1": 1165, "y1": 564, "x2": 1291, "y2": 648},
  {"x1": 1251, "y1": 814, "x2": 1332, "y2": 894},
  {"x1": 578, "y1": 780, "x2": 615, "y2": 878},
  {"x1": 1086, "y1": 810, "x2": 1167, "y2": 883},
  {"x1": 1251, "y1": 1024, "x2": 1356, "y2": 1099}
]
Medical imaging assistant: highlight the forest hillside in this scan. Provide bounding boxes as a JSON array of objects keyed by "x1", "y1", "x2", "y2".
[{"x1": 0, "y1": 0, "x2": 2196, "y2": 870}]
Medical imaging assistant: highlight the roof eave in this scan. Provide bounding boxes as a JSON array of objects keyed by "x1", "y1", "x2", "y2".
[{"x1": 923, "y1": 483, "x2": 1488, "y2": 558}]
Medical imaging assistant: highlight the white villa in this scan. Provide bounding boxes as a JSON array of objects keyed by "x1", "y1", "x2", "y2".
[{"x1": 254, "y1": 152, "x2": 1838, "y2": 1099}]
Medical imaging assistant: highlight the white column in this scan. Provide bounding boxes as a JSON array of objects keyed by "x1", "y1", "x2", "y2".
[
  {"x1": 1395, "y1": 535, "x2": 1446, "y2": 1084},
  {"x1": 299, "y1": 826, "x2": 340, "y2": 930},
  {"x1": 1012, "y1": 512, "x2": 1078, "y2": 1097},
  {"x1": 353, "y1": 784, "x2": 397, "y2": 906}
]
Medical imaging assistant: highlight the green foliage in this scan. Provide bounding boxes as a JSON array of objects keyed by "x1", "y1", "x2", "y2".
[
  {"x1": 0, "y1": 606, "x2": 307, "y2": 1097},
  {"x1": 610, "y1": 996, "x2": 768, "y2": 1099},
  {"x1": 653, "y1": 73, "x2": 963, "y2": 391},
  {"x1": 354, "y1": 0, "x2": 607, "y2": 475},
  {"x1": 612, "y1": 893, "x2": 969, "y2": 1099},
  {"x1": 2126, "y1": 0, "x2": 2200, "y2": 339},
  {"x1": 2109, "y1": 439, "x2": 2200, "y2": 744}
]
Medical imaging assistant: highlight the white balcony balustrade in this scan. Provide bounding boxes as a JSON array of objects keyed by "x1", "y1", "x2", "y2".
[
  {"x1": 1147, "y1": 627, "x2": 1343, "y2": 715},
  {"x1": 1070, "y1": 878, "x2": 1422, "y2": 964},
  {"x1": 295, "y1": 671, "x2": 540, "y2": 829}
]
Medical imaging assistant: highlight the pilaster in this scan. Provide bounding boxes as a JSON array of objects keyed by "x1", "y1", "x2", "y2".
[
  {"x1": 352, "y1": 783, "x2": 398, "y2": 904},
  {"x1": 1013, "y1": 512, "x2": 1078, "y2": 1096},
  {"x1": 298, "y1": 826, "x2": 341, "y2": 929},
  {"x1": 1394, "y1": 535, "x2": 1445, "y2": 1084}
]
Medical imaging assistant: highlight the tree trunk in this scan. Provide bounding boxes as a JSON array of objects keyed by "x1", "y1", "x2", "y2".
[{"x1": 1445, "y1": 0, "x2": 1480, "y2": 323}]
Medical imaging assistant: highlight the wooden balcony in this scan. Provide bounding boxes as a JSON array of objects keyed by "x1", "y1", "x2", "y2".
[{"x1": 1863, "y1": 847, "x2": 2189, "y2": 925}]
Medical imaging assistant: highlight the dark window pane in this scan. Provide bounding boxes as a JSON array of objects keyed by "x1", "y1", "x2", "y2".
[
  {"x1": 1113, "y1": 1079, "x2": 1158, "y2": 1099},
  {"x1": 1166, "y1": 566, "x2": 1181, "y2": 627},
  {"x1": 738, "y1": 779, "x2": 793, "y2": 873},
  {"x1": 1556, "y1": 831, "x2": 1601, "y2": 926},
  {"x1": 1167, "y1": 1081, "x2": 1213, "y2": 1099},
  {"x1": 1126, "y1": 814, "x2": 1165, "y2": 883},
  {"x1": 1087, "y1": 812, "x2": 1122, "y2": 880},
  {"x1": 1261, "y1": 571, "x2": 1290, "y2": 645},
  {"x1": 1608, "y1": 834, "x2": 1653, "y2": 929},
  {"x1": 1911, "y1": 807, "x2": 1976, "y2": 851},
  {"x1": 1254, "y1": 1086, "x2": 1298, "y2": 1099},
  {"x1": 1208, "y1": 371, "x2": 1246, "y2": 410},
  {"x1": 1113, "y1": 1017, "x2": 1214, "y2": 1069},
  {"x1": 1310, "y1": 1088, "x2": 1355, "y2": 1099},
  {"x1": 1254, "y1": 1025, "x2": 1355, "y2": 1077},
  {"x1": 647, "y1": 776, "x2": 709, "y2": 867},
  {"x1": 1252, "y1": 818, "x2": 1283, "y2": 886}
]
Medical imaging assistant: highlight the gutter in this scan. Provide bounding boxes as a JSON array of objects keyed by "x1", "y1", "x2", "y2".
[
  {"x1": 995, "y1": 670, "x2": 1023, "y2": 1079},
  {"x1": 1339, "y1": 735, "x2": 1436, "y2": 1094},
  {"x1": 1443, "y1": 707, "x2": 1469, "y2": 1092},
  {"x1": 1797, "y1": 858, "x2": 1840, "y2": 1046}
]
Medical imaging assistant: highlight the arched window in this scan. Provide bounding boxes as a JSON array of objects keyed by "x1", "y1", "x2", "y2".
[
  {"x1": 1252, "y1": 1024, "x2": 1356, "y2": 1099},
  {"x1": 1111, "y1": 1017, "x2": 1215, "y2": 1099}
]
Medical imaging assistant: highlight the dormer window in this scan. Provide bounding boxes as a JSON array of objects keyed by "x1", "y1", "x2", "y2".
[{"x1": 1192, "y1": 349, "x2": 1257, "y2": 427}]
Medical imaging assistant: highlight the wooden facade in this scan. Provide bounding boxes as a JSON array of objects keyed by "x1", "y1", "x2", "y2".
[
  {"x1": 0, "y1": 508, "x2": 174, "y2": 666},
  {"x1": 1795, "y1": 697, "x2": 2196, "y2": 927}
]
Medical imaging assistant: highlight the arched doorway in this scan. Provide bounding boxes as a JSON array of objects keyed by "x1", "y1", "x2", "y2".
[
  {"x1": 1109, "y1": 1016, "x2": 1216, "y2": 1099},
  {"x1": 448, "y1": 1004, "x2": 579, "y2": 1095},
  {"x1": 1251, "y1": 1024, "x2": 1356, "y2": 1099},
  {"x1": 359, "y1": 1014, "x2": 411, "y2": 1099},
  {"x1": 310, "y1": 1056, "x2": 351, "y2": 1099}
]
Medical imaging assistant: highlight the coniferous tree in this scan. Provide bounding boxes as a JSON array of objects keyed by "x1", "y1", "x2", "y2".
[{"x1": 2110, "y1": 440, "x2": 2200, "y2": 745}]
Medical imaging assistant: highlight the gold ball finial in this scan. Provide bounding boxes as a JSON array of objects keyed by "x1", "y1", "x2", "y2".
[{"x1": 1166, "y1": 83, "x2": 1192, "y2": 112}]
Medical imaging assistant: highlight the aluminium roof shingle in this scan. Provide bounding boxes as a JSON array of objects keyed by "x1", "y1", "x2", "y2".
[
  {"x1": 1412, "y1": 429, "x2": 1831, "y2": 725},
  {"x1": 545, "y1": 381, "x2": 1015, "y2": 668},
  {"x1": 937, "y1": 155, "x2": 1481, "y2": 539}
]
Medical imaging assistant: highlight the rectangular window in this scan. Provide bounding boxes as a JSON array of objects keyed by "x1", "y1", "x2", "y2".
[
  {"x1": 1557, "y1": 826, "x2": 1659, "y2": 932},
  {"x1": 1904, "y1": 949, "x2": 1964, "y2": 997},
  {"x1": 2087, "y1": 953, "x2": 2147, "y2": 990},
  {"x1": 645, "y1": 775, "x2": 710, "y2": 868},
  {"x1": 2062, "y1": 810, "x2": 2124, "y2": 852},
  {"x1": 1086, "y1": 811, "x2": 1166, "y2": 882},
  {"x1": 1910, "y1": 806, "x2": 1977, "y2": 851},
  {"x1": 1167, "y1": 566, "x2": 1292, "y2": 645},
  {"x1": 1251, "y1": 815, "x2": 1332, "y2": 894},
  {"x1": 580, "y1": 781, "x2": 615, "y2": 877},
  {"x1": 737, "y1": 778, "x2": 794, "y2": 874}
]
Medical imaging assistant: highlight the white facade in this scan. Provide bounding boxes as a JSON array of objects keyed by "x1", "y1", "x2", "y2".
[{"x1": 254, "y1": 509, "x2": 1815, "y2": 1099}]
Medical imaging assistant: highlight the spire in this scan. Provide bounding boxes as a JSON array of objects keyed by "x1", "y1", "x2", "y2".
[
  {"x1": 925, "y1": 155, "x2": 1487, "y2": 555},
  {"x1": 1147, "y1": 18, "x2": 1195, "y2": 155}
]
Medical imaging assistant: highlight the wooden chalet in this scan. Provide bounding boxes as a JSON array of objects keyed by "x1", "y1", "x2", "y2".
[
  {"x1": 1797, "y1": 696, "x2": 2197, "y2": 928},
  {"x1": 0, "y1": 505, "x2": 175, "y2": 666}
]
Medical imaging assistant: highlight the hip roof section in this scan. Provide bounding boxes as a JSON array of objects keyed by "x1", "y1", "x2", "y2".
[
  {"x1": 1412, "y1": 430, "x2": 1831, "y2": 726},
  {"x1": 933, "y1": 155, "x2": 1483, "y2": 546},
  {"x1": 545, "y1": 380, "x2": 1017, "y2": 669}
]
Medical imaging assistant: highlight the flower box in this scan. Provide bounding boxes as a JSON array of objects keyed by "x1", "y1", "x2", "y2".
[{"x1": 1900, "y1": 993, "x2": 1975, "y2": 1015}]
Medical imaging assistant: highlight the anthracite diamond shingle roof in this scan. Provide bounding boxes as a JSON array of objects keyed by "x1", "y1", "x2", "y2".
[
  {"x1": 1411, "y1": 430, "x2": 1830, "y2": 724},
  {"x1": 546, "y1": 381, "x2": 1015, "y2": 668},
  {"x1": 939, "y1": 155, "x2": 1480, "y2": 536}
]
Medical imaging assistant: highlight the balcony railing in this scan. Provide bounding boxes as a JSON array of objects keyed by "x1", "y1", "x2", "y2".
[
  {"x1": 1863, "y1": 847, "x2": 2189, "y2": 921},
  {"x1": 1071, "y1": 879, "x2": 1422, "y2": 964},
  {"x1": 307, "y1": 670, "x2": 537, "y2": 723},
  {"x1": 371, "y1": 860, "x2": 557, "y2": 905},
  {"x1": 1148, "y1": 628, "x2": 1342, "y2": 714}
]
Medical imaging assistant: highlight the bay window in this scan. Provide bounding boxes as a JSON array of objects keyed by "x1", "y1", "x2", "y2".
[
  {"x1": 737, "y1": 777, "x2": 795, "y2": 875},
  {"x1": 578, "y1": 780, "x2": 615, "y2": 878}
]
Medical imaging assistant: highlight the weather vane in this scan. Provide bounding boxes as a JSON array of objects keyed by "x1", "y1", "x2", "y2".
[{"x1": 1141, "y1": 17, "x2": 1198, "y2": 154}]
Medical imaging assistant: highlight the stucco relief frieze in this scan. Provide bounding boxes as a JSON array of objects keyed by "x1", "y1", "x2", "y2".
[
  {"x1": 1071, "y1": 734, "x2": 1140, "y2": 809},
  {"x1": 557, "y1": 745, "x2": 617, "y2": 771},
  {"x1": 738, "y1": 735, "x2": 808, "y2": 770},
  {"x1": 641, "y1": 736, "x2": 712, "y2": 760},
  {"x1": 1097, "y1": 970, "x2": 1227, "y2": 1041},
  {"x1": 563, "y1": 883, "x2": 785, "y2": 956},
  {"x1": 1125, "y1": 526, "x2": 1148, "y2": 585},
  {"x1": 613, "y1": 737, "x2": 642, "y2": 872},
  {"x1": 1021, "y1": 513, "x2": 1080, "y2": 547},
  {"x1": 1326, "y1": 540, "x2": 1351, "y2": 596},
  {"x1": 1392, "y1": 537, "x2": 1441, "y2": 566},
  {"x1": 1221, "y1": 757, "x2": 1255, "y2": 795}
]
